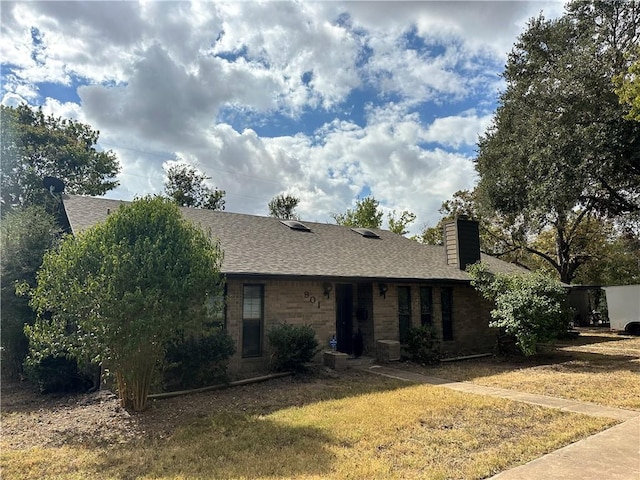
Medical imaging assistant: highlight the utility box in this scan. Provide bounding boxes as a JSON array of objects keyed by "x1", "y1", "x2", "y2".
[
  {"x1": 323, "y1": 351, "x2": 348, "y2": 370},
  {"x1": 376, "y1": 340, "x2": 401, "y2": 363}
]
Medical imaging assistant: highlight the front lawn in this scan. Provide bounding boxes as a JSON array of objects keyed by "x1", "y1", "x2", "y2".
[
  {"x1": 1, "y1": 369, "x2": 614, "y2": 480},
  {"x1": 421, "y1": 328, "x2": 640, "y2": 410}
]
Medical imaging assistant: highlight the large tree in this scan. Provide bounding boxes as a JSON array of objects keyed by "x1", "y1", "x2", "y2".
[
  {"x1": 268, "y1": 193, "x2": 300, "y2": 220},
  {"x1": 528, "y1": 216, "x2": 640, "y2": 285},
  {"x1": 1, "y1": 206, "x2": 59, "y2": 377},
  {"x1": 164, "y1": 163, "x2": 226, "y2": 210},
  {"x1": 0, "y1": 104, "x2": 119, "y2": 210},
  {"x1": 332, "y1": 196, "x2": 383, "y2": 229},
  {"x1": 421, "y1": 190, "x2": 640, "y2": 285},
  {"x1": 475, "y1": 0, "x2": 640, "y2": 283},
  {"x1": 26, "y1": 197, "x2": 224, "y2": 411}
]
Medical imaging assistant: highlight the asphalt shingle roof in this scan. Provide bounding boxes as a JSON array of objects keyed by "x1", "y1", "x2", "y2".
[{"x1": 62, "y1": 195, "x2": 527, "y2": 282}]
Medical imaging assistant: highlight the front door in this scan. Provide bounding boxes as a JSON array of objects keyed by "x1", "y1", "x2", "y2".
[{"x1": 335, "y1": 284, "x2": 353, "y2": 354}]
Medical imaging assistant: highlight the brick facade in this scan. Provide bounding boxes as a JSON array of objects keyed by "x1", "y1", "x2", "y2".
[
  {"x1": 372, "y1": 282, "x2": 497, "y2": 356},
  {"x1": 224, "y1": 277, "x2": 497, "y2": 376}
]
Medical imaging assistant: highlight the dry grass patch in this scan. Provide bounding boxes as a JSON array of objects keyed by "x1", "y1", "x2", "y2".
[
  {"x1": 1, "y1": 371, "x2": 614, "y2": 480},
  {"x1": 419, "y1": 329, "x2": 640, "y2": 410}
]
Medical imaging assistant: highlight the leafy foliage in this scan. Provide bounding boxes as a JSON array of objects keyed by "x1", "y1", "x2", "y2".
[
  {"x1": 528, "y1": 215, "x2": 640, "y2": 286},
  {"x1": 387, "y1": 210, "x2": 416, "y2": 235},
  {"x1": 267, "y1": 323, "x2": 320, "y2": 372},
  {"x1": 474, "y1": 1, "x2": 640, "y2": 283},
  {"x1": 615, "y1": 42, "x2": 640, "y2": 120},
  {"x1": 163, "y1": 328, "x2": 236, "y2": 390},
  {"x1": 468, "y1": 263, "x2": 569, "y2": 356},
  {"x1": 0, "y1": 104, "x2": 119, "y2": 209},
  {"x1": 164, "y1": 163, "x2": 226, "y2": 210},
  {"x1": 413, "y1": 190, "x2": 479, "y2": 246},
  {"x1": 268, "y1": 193, "x2": 300, "y2": 219},
  {"x1": 26, "y1": 197, "x2": 225, "y2": 411},
  {"x1": 23, "y1": 355, "x2": 95, "y2": 393},
  {"x1": 405, "y1": 326, "x2": 441, "y2": 364},
  {"x1": 420, "y1": 189, "x2": 640, "y2": 285},
  {"x1": 332, "y1": 196, "x2": 383, "y2": 228},
  {"x1": 0, "y1": 206, "x2": 59, "y2": 377}
]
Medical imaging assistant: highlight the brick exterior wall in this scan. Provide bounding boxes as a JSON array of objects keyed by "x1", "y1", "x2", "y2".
[
  {"x1": 224, "y1": 277, "x2": 497, "y2": 376},
  {"x1": 225, "y1": 277, "x2": 338, "y2": 376},
  {"x1": 432, "y1": 284, "x2": 497, "y2": 356},
  {"x1": 372, "y1": 283, "x2": 497, "y2": 356}
]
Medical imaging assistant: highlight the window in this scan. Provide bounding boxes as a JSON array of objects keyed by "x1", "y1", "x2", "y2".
[
  {"x1": 441, "y1": 287, "x2": 453, "y2": 341},
  {"x1": 242, "y1": 285, "x2": 264, "y2": 357},
  {"x1": 398, "y1": 286, "x2": 411, "y2": 343},
  {"x1": 420, "y1": 287, "x2": 432, "y2": 326},
  {"x1": 206, "y1": 286, "x2": 227, "y2": 330}
]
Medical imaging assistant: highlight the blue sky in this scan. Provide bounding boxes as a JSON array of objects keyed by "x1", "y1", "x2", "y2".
[{"x1": 1, "y1": 1, "x2": 564, "y2": 234}]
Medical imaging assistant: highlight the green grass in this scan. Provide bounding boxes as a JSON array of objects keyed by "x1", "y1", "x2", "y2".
[{"x1": 1, "y1": 371, "x2": 615, "y2": 480}]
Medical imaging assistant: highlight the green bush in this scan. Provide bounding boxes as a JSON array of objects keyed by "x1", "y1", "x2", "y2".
[
  {"x1": 405, "y1": 325, "x2": 441, "y2": 364},
  {"x1": 1, "y1": 319, "x2": 30, "y2": 378},
  {"x1": 24, "y1": 355, "x2": 94, "y2": 393},
  {"x1": 468, "y1": 263, "x2": 570, "y2": 356},
  {"x1": 267, "y1": 323, "x2": 320, "y2": 372},
  {"x1": 163, "y1": 328, "x2": 236, "y2": 390},
  {"x1": 1, "y1": 206, "x2": 59, "y2": 378}
]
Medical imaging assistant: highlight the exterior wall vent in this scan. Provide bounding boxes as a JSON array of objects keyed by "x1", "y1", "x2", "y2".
[
  {"x1": 443, "y1": 217, "x2": 481, "y2": 270},
  {"x1": 280, "y1": 220, "x2": 311, "y2": 232},
  {"x1": 351, "y1": 227, "x2": 380, "y2": 238}
]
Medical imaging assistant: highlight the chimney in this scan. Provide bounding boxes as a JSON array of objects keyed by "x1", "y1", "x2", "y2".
[{"x1": 443, "y1": 217, "x2": 481, "y2": 270}]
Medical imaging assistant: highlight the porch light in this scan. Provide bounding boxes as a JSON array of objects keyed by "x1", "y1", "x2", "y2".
[
  {"x1": 323, "y1": 282, "x2": 333, "y2": 299},
  {"x1": 379, "y1": 283, "x2": 388, "y2": 298}
]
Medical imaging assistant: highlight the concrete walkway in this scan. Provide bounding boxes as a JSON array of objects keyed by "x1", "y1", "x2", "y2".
[{"x1": 362, "y1": 365, "x2": 640, "y2": 479}]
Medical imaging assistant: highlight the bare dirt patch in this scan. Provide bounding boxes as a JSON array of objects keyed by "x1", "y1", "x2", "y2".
[
  {"x1": 0, "y1": 367, "x2": 386, "y2": 450},
  {"x1": 1, "y1": 379, "x2": 138, "y2": 449}
]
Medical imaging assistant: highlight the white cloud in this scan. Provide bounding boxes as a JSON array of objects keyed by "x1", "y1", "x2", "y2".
[
  {"x1": 1, "y1": 1, "x2": 567, "y2": 236},
  {"x1": 423, "y1": 112, "x2": 494, "y2": 149},
  {"x1": 339, "y1": 1, "x2": 565, "y2": 59},
  {"x1": 40, "y1": 98, "x2": 87, "y2": 122}
]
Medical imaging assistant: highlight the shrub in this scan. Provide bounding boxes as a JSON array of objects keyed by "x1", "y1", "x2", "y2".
[
  {"x1": 23, "y1": 355, "x2": 94, "y2": 393},
  {"x1": 468, "y1": 263, "x2": 570, "y2": 356},
  {"x1": 1, "y1": 206, "x2": 59, "y2": 378},
  {"x1": 267, "y1": 323, "x2": 319, "y2": 372},
  {"x1": 26, "y1": 197, "x2": 225, "y2": 411},
  {"x1": 405, "y1": 325, "x2": 441, "y2": 364},
  {"x1": 163, "y1": 329, "x2": 236, "y2": 390},
  {"x1": 1, "y1": 320, "x2": 30, "y2": 379}
]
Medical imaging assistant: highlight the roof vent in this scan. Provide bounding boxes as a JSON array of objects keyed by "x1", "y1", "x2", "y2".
[
  {"x1": 351, "y1": 227, "x2": 380, "y2": 238},
  {"x1": 280, "y1": 220, "x2": 311, "y2": 232}
]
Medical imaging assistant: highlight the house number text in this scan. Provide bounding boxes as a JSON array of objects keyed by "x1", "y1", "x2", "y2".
[{"x1": 304, "y1": 291, "x2": 321, "y2": 308}]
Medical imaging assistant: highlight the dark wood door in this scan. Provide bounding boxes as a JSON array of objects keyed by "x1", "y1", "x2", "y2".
[{"x1": 335, "y1": 284, "x2": 353, "y2": 354}]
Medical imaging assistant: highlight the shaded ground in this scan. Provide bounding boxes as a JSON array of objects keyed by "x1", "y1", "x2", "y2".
[
  {"x1": 2, "y1": 328, "x2": 637, "y2": 450},
  {"x1": 0, "y1": 367, "x2": 395, "y2": 449},
  {"x1": 1, "y1": 379, "x2": 138, "y2": 449},
  {"x1": 1, "y1": 367, "x2": 616, "y2": 480}
]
